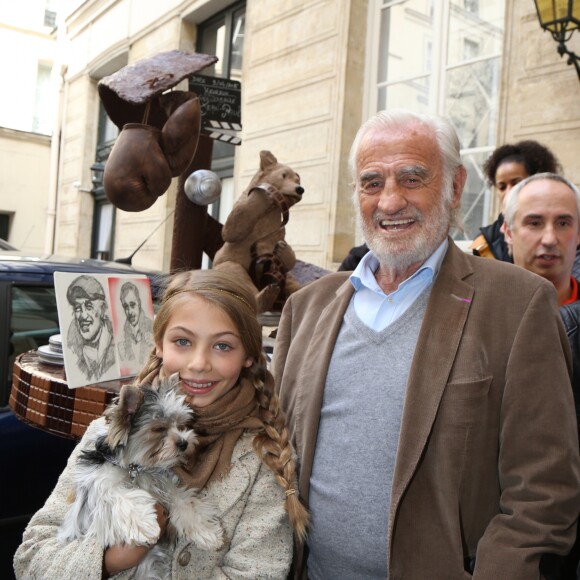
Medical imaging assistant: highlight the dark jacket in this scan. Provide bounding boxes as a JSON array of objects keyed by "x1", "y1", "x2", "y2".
[
  {"x1": 475, "y1": 214, "x2": 513, "y2": 262},
  {"x1": 337, "y1": 243, "x2": 369, "y2": 271},
  {"x1": 560, "y1": 299, "x2": 580, "y2": 440},
  {"x1": 559, "y1": 298, "x2": 580, "y2": 580}
]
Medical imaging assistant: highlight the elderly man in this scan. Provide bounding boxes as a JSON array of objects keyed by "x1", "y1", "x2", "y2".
[
  {"x1": 66, "y1": 274, "x2": 116, "y2": 381},
  {"x1": 273, "y1": 110, "x2": 580, "y2": 579}
]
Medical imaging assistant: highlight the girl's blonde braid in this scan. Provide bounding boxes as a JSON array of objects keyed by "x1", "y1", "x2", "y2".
[
  {"x1": 247, "y1": 353, "x2": 309, "y2": 541},
  {"x1": 133, "y1": 350, "x2": 163, "y2": 384}
]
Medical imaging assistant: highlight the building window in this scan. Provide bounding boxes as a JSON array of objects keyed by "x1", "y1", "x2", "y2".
[
  {"x1": 92, "y1": 199, "x2": 114, "y2": 261},
  {"x1": 463, "y1": 38, "x2": 480, "y2": 61},
  {"x1": 368, "y1": 0, "x2": 505, "y2": 239},
  {"x1": 44, "y1": 8, "x2": 56, "y2": 28},
  {"x1": 44, "y1": 0, "x2": 57, "y2": 28},
  {"x1": 464, "y1": 0, "x2": 479, "y2": 14},
  {"x1": 90, "y1": 101, "x2": 118, "y2": 260},
  {"x1": 32, "y1": 63, "x2": 52, "y2": 135},
  {"x1": 194, "y1": 1, "x2": 245, "y2": 227},
  {"x1": 0, "y1": 214, "x2": 9, "y2": 241}
]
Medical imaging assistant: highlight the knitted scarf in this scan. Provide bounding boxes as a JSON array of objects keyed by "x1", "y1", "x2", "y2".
[{"x1": 140, "y1": 368, "x2": 262, "y2": 489}]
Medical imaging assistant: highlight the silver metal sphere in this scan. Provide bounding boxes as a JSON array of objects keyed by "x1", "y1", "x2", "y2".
[{"x1": 184, "y1": 169, "x2": 222, "y2": 205}]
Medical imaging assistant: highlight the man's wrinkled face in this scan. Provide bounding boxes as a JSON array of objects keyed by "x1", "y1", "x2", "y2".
[
  {"x1": 355, "y1": 124, "x2": 462, "y2": 272},
  {"x1": 73, "y1": 298, "x2": 105, "y2": 343},
  {"x1": 505, "y1": 179, "x2": 580, "y2": 289},
  {"x1": 122, "y1": 289, "x2": 140, "y2": 327}
]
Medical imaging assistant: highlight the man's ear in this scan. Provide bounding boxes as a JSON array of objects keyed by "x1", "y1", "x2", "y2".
[
  {"x1": 450, "y1": 166, "x2": 467, "y2": 209},
  {"x1": 504, "y1": 223, "x2": 515, "y2": 257},
  {"x1": 504, "y1": 222, "x2": 513, "y2": 243}
]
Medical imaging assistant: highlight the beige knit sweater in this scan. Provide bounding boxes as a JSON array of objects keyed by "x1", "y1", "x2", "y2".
[{"x1": 14, "y1": 418, "x2": 292, "y2": 579}]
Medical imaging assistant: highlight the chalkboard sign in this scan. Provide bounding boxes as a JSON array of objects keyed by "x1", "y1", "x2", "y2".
[{"x1": 189, "y1": 74, "x2": 242, "y2": 129}]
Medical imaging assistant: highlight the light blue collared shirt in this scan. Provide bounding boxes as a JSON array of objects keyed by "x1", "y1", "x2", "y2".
[{"x1": 349, "y1": 239, "x2": 449, "y2": 331}]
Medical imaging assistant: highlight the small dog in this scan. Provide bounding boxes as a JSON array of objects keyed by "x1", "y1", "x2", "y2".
[{"x1": 58, "y1": 376, "x2": 222, "y2": 579}]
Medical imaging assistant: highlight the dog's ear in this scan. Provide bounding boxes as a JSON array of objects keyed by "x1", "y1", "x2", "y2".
[
  {"x1": 259, "y1": 150, "x2": 277, "y2": 171},
  {"x1": 105, "y1": 385, "x2": 144, "y2": 449},
  {"x1": 120, "y1": 385, "x2": 144, "y2": 418}
]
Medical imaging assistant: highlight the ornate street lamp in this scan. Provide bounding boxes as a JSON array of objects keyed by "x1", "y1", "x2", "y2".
[{"x1": 534, "y1": 0, "x2": 580, "y2": 80}]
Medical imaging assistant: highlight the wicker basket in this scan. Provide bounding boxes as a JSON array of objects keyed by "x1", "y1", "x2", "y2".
[{"x1": 10, "y1": 351, "x2": 131, "y2": 440}]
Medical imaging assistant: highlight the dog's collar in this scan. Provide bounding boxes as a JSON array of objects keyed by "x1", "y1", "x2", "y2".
[
  {"x1": 104, "y1": 455, "x2": 144, "y2": 482},
  {"x1": 127, "y1": 463, "x2": 144, "y2": 480}
]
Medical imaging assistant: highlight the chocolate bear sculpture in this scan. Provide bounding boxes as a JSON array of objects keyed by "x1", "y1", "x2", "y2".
[{"x1": 213, "y1": 151, "x2": 304, "y2": 313}]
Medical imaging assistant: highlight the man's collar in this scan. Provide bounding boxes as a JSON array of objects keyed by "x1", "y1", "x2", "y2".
[
  {"x1": 350, "y1": 238, "x2": 449, "y2": 293},
  {"x1": 561, "y1": 276, "x2": 579, "y2": 306}
]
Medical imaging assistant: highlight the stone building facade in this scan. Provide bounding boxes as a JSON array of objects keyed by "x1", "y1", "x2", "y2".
[
  {"x1": 51, "y1": 0, "x2": 580, "y2": 272},
  {"x1": 0, "y1": 1, "x2": 57, "y2": 253}
]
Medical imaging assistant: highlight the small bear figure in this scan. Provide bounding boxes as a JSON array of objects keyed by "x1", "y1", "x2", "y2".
[{"x1": 213, "y1": 151, "x2": 304, "y2": 313}]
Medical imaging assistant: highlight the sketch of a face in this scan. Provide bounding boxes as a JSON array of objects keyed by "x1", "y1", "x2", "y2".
[
  {"x1": 121, "y1": 290, "x2": 141, "y2": 326},
  {"x1": 73, "y1": 297, "x2": 106, "y2": 343}
]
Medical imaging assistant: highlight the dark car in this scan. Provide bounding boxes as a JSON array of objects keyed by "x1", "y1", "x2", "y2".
[{"x1": 0, "y1": 251, "x2": 165, "y2": 578}]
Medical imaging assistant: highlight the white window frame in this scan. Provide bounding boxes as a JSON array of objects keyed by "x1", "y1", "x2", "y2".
[{"x1": 363, "y1": 0, "x2": 505, "y2": 238}]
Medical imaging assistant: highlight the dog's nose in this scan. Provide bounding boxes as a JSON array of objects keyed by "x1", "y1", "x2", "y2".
[
  {"x1": 177, "y1": 439, "x2": 188, "y2": 451},
  {"x1": 296, "y1": 186, "x2": 304, "y2": 195}
]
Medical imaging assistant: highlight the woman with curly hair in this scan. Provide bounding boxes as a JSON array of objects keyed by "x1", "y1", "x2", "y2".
[{"x1": 470, "y1": 140, "x2": 562, "y2": 261}]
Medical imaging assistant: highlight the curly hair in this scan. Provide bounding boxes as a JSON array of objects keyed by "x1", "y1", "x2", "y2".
[
  {"x1": 135, "y1": 269, "x2": 309, "y2": 540},
  {"x1": 483, "y1": 140, "x2": 562, "y2": 186}
]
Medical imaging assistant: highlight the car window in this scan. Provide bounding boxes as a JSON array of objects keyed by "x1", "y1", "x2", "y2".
[{"x1": 8, "y1": 285, "x2": 61, "y2": 382}]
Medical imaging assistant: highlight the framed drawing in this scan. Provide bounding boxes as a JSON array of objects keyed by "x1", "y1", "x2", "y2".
[{"x1": 54, "y1": 272, "x2": 154, "y2": 388}]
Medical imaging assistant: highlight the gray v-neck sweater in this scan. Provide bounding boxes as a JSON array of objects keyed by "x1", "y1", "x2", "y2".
[{"x1": 307, "y1": 290, "x2": 430, "y2": 579}]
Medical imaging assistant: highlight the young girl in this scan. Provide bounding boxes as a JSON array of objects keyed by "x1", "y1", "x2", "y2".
[{"x1": 14, "y1": 269, "x2": 308, "y2": 579}]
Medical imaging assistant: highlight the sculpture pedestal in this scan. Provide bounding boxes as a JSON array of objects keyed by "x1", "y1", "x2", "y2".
[{"x1": 10, "y1": 351, "x2": 131, "y2": 440}]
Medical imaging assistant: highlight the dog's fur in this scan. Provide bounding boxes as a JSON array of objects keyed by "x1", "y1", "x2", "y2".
[
  {"x1": 213, "y1": 150, "x2": 304, "y2": 312},
  {"x1": 57, "y1": 377, "x2": 222, "y2": 579}
]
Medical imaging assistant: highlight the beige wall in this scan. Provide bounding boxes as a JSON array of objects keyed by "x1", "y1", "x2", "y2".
[
  {"x1": 57, "y1": 1, "x2": 194, "y2": 272},
  {"x1": 0, "y1": 128, "x2": 50, "y2": 252},
  {"x1": 239, "y1": 0, "x2": 366, "y2": 268},
  {"x1": 0, "y1": 2, "x2": 58, "y2": 254},
  {"x1": 497, "y1": 2, "x2": 580, "y2": 217},
  {"x1": 56, "y1": 0, "x2": 367, "y2": 271},
  {"x1": 58, "y1": 0, "x2": 580, "y2": 270}
]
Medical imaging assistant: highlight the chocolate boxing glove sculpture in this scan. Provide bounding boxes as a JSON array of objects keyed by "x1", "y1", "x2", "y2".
[
  {"x1": 161, "y1": 96, "x2": 201, "y2": 176},
  {"x1": 103, "y1": 123, "x2": 172, "y2": 212},
  {"x1": 103, "y1": 93, "x2": 202, "y2": 212},
  {"x1": 98, "y1": 50, "x2": 217, "y2": 213}
]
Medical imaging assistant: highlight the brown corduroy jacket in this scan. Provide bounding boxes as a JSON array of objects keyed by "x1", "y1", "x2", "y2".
[{"x1": 274, "y1": 239, "x2": 580, "y2": 580}]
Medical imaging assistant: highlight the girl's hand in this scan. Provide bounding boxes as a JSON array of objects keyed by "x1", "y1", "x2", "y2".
[
  {"x1": 103, "y1": 544, "x2": 151, "y2": 577},
  {"x1": 102, "y1": 503, "x2": 169, "y2": 577},
  {"x1": 155, "y1": 502, "x2": 169, "y2": 536}
]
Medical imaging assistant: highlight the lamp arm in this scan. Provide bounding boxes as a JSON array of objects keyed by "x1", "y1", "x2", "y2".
[{"x1": 556, "y1": 39, "x2": 580, "y2": 81}]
